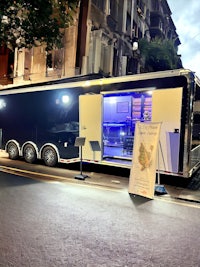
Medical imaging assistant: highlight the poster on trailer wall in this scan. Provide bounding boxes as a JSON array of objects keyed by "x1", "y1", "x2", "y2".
[{"x1": 128, "y1": 122, "x2": 161, "y2": 199}]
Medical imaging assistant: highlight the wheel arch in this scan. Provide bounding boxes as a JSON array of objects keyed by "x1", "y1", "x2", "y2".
[
  {"x1": 22, "y1": 141, "x2": 39, "y2": 158},
  {"x1": 39, "y1": 143, "x2": 60, "y2": 162},
  {"x1": 5, "y1": 140, "x2": 21, "y2": 155},
  {"x1": 22, "y1": 141, "x2": 39, "y2": 163}
]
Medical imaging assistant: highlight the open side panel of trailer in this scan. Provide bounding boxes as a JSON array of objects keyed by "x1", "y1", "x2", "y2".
[
  {"x1": 79, "y1": 85, "x2": 184, "y2": 176},
  {"x1": 79, "y1": 94, "x2": 103, "y2": 162},
  {"x1": 151, "y1": 87, "x2": 183, "y2": 174}
]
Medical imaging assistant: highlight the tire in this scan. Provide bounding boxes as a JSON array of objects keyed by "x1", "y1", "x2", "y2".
[
  {"x1": 187, "y1": 169, "x2": 200, "y2": 190},
  {"x1": 23, "y1": 144, "x2": 37, "y2": 164},
  {"x1": 42, "y1": 146, "x2": 58, "y2": 167},
  {"x1": 7, "y1": 142, "x2": 19, "y2": 160}
]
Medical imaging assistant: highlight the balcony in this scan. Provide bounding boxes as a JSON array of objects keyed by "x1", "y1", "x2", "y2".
[
  {"x1": 106, "y1": 15, "x2": 117, "y2": 32},
  {"x1": 149, "y1": 12, "x2": 165, "y2": 38}
]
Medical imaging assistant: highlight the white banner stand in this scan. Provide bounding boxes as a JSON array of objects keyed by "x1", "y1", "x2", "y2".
[
  {"x1": 128, "y1": 122, "x2": 162, "y2": 199},
  {"x1": 155, "y1": 141, "x2": 167, "y2": 194}
]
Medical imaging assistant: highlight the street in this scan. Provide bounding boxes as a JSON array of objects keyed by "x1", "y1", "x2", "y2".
[
  {"x1": 0, "y1": 152, "x2": 200, "y2": 203},
  {"x1": 0, "y1": 163, "x2": 200, "y2": 266},
  {"x1": 1, "y1": 2, "x2": 200, "y2": 266}
]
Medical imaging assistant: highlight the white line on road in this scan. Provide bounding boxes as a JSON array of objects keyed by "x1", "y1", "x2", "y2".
[{"x1": 1, "y1": 165, "x2": 200, "y2": 208}]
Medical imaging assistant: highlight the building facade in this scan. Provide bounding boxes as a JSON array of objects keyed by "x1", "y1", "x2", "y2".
[{"x1": 0, "y1": 0, "x2": 181, "y2": 86}]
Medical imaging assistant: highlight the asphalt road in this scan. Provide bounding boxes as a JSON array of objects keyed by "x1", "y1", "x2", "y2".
[
  {"x1": 0, "y1": 155, "x2": 130, "y2": 191},
  {"x1": 0, "y1": 167, "x2": 200, "y2": 266},
  {"x1": 0, "y1": 152, "x2": 200, "y2": 203}
]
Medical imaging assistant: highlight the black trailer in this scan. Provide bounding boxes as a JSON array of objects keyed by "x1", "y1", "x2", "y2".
[{"x1": 0, "y1": 69, "x2": 200, "y2": 179}]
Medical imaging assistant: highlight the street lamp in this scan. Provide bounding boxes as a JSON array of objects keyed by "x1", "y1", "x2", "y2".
[
  {"x1": 132, "y1": 40, "x2": 138, "y2": 51},
  {"x1": 131, "y1": 37, "x2": 139, "y2": 74}
]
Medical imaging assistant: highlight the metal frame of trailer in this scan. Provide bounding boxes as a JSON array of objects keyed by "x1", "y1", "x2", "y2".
[{"x1": 0, "y1": 69, "x2": 200, "y2": 179}]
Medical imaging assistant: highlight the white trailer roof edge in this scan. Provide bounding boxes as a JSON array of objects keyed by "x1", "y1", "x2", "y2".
[{"x1": 0, "y1": 68, "x2": 196, "y2": 96}]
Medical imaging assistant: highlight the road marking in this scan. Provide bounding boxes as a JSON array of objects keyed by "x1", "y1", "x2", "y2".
[
  {"x1": 0, "y1": 165, "x2": 74, "y2": 180},
  {"x1": 1, "y1": 165, "x2": 200, "y2": 208},
  {"x1": 0, "y1": 165, "x2": 124, "y2": 192},
  {"x1": 154, "y1": 195, "x2": 200, "y2": 209}
]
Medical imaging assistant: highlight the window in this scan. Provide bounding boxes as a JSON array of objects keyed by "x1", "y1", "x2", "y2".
[
  {"x1": 92, "y1": 0, "x2": 105, "y2": 12},
  {"x1": 46, "y1": 49, "x2": 64, "y2": 77}
]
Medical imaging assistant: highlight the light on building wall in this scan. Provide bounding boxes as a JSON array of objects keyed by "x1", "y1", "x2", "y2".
[
  {"x1": 131, "y1": 36, "x2": 138, "y2": 51},
  {"x1": 132, "y1": 41, "x2": 138, "y2": 51}
]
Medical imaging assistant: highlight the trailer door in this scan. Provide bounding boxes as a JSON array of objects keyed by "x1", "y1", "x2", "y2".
[
  {"x1": 152, "y1": 87, "x2": 183, "y2": 173},
  {"x1": 79, "y1": 94, "x2": 102, "y2": 161}
]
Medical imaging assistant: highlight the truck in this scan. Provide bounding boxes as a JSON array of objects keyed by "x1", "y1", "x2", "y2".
[{"x1": 0, "y1": 68, "x2": 200, "y2": 180}]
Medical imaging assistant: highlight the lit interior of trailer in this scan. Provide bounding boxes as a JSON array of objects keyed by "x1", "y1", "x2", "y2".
[{"x1": 103, "y1": 91, "x2": 152, "y2": 160}]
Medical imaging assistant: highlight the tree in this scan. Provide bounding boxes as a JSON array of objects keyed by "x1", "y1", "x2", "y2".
[
  {"x1": 0, "y1": 0, "x2": 79, "y2": 51},
  {"x1": 139, "y1": 38, "x2": 182, "y2": 72}
]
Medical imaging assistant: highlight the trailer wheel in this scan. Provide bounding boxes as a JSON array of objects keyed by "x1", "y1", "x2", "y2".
[
  {"x1": 23, "y1": 144, "x2": 37, "y2": 164},
  {"x1": 42, "y1": 146, "x2": 58, "y2": 167},
  {"x1": 7, "y1": 142, "x2": 19, "y2": 160}
]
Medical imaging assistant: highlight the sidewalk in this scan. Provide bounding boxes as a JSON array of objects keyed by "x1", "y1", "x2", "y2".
[
  {"x1": 80, "y1": 165, "x2": 200, "y2": 203},
  {"x1": 164, "y1": 185, "x2": 200, "y2": 203},
  {"x1": 1, "y1": 148, "x2": 200, "y2": 203},
  {"x1": 77, "y1": 165, "x2": 200, "y2": 203}
]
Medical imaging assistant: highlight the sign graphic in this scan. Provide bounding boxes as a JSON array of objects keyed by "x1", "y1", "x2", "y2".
[{"x1": 129, "y1": 122, "x2": 161, "y2": 199}]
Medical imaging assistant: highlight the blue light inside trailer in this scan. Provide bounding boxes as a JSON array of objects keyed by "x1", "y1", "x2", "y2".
[{"x1": 103, "y1": 91, "x2": 152, "y2": 158}]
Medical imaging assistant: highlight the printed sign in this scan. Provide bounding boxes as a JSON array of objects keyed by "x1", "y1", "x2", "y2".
[{"x1": 128, "y1": 122, "x2": 161, "y2": 199}]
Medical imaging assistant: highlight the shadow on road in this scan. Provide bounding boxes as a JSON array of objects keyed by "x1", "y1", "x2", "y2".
[
  {"x1": 62, "y1": 161, "x2": 131, "y2": 177},
  {"x1": 129, "y1": 193, "x2": 152, "y2": 206},
  {"x1": 0, "y1": 171, "x2": 40, "y2": 187}
]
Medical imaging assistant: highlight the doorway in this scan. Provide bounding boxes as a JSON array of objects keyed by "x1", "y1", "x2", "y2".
[{"x1": 103, "y1": 91, "x2": 152, "y2": 160}]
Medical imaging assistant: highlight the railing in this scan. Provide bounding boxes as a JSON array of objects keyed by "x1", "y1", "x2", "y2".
[{"x1": 190, "y1": 144, "x2": 200, "y2": 169}]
